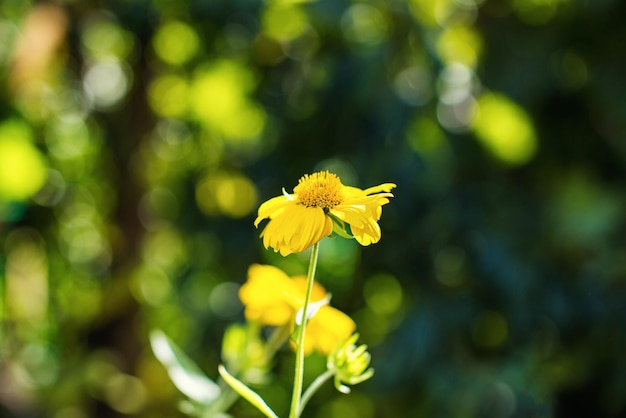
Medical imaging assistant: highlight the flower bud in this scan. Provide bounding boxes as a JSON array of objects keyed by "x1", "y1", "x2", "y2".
[{"x1": 327, "y1": 333, "x2": 374, "y2": 394}]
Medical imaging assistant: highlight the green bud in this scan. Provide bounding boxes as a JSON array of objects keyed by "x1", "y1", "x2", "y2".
[{"x1": 327, "y1": 333, "x2": 374, "y2": 394}]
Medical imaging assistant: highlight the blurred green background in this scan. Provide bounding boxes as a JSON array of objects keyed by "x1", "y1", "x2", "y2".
[{"x1": 1, "y1": 0, "x2": 625, "y2": 417}]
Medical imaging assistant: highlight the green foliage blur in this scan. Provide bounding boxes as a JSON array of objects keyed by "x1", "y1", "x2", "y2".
[{"x1": 1, "y1": 0, "x2": 625, "y2": 417}]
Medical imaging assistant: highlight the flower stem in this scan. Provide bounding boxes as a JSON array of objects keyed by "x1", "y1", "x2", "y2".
[
  {"x1": 206, "y1": 383, "x2": 239, "y2": 416},
  {"x1": 264, "y1": 324, "x2": 292, "y2": 363},
  {"x1": 288, "y1": 242, "x2": 320, "y2": 418},
  {"x1": 298, "y1": 370, "x2": 334, "y2": 416}
]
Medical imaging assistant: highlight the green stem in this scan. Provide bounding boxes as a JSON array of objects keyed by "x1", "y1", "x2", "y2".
[
  {"x1": 264, "y1": 324, "x2": 291, "y2": 363},
  {"x1": 205, "y1": 383, "x2": 238, "y2": 417},
  {"x1": 288, "y1": 242, "x2": 320, "y2": 418},
  {"x1": 298, "y1": 370, "x2": 334, "y2": 416}
]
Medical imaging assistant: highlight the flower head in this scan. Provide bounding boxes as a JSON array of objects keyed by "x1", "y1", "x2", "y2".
[
  {"x1": 238, "y1": 264, "x2": 355, "y2": 355},
  {"x1": 255, "y1": 171, "x2": 396, "y2": 256},
  {"x1": 327, "y1": 333, "x2": 374, "y2": 394}
]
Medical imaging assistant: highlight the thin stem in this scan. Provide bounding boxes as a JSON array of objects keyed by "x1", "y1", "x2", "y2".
[
  {"x1": 205, "y1": 383, "x2": 239, "y2": 417},
  {"x1": 288, "y1": 242, "x2": 320, "y2": 418},
  {"x1": 263, "y1": 324, "x2": 291, "y2": 363},
  {"x1": 298, "y1": 370, "x2": 334, "y2": 416}
]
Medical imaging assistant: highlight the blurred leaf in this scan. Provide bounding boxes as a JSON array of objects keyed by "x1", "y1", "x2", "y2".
[
  {"x1": 0, "y1": 119, "x2": 48, "y2": 201},
  {"x1": 150, "y1": 330, "x2": 221, "y2": 405},
  {"x1": 471, "y1": 92, "x2": 537, "y2": 166},
  {"x1": 218, "y1": 365, "x2": 278, "y2": 418}
]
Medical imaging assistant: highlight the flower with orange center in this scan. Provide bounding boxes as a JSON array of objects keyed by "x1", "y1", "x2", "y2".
[
  {"x1": 255, "y1": 171, "x2": 396, "y2": 256},
  {"x1": 239, "y1": 264, "x2": 355, "y2": 355}
]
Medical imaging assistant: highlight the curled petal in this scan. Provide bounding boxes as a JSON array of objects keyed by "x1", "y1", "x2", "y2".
[
  {"x1": 351, "y1": 221, "x2": 382, "y2": 246},
  {"x1": 342, "y1": 183, "x2": 395, "y2": 198},
  {"x1": 254, "y1": 195, "x2": 293, "y2": 227},
  {"x1": 326, "y1": 182, "x2": 395, "y2": 246},
  {"x1": 362, "y1": 183, "x2": 396, "y2": 195},
  {"x1": 330, "y1": 205, "x2": 383, "y2": 246},
  {"x1": 260, "y1": 205, "x2": 332, "y2": 256}
]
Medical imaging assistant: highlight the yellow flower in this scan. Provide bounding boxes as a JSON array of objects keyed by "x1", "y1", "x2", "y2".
[
  {"x1": 239, "y1": 264, "x2": 355, "y2": 355},
  {"x1": 301, "y1": 303, "x2": 355, "y2": 355},
  {"x1": 254, "y1": 171, "x2": 396, "y2": 256}
]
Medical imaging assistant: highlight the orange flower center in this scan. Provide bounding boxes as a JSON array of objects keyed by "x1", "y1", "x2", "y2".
[{"x1": 294, "y1": 171, "x2": 344, "y2": 209}]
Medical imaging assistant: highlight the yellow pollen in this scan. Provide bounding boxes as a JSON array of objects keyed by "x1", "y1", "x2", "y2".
[{"x1": 294, "y1": 171, "x2": 344, "y2": 209}]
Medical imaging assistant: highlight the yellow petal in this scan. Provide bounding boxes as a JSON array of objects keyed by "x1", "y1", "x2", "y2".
[
  {"x1": 254, "y1": 195, "x2": 294, "y2": 227},
  {"x1": 350, "y1": 220, "x2": 382, "y2": 246},
  {"x1": 258, "y1": 304, "x2": 293, "y2": 326},
  {"x1": 341, "y1": 183, "x2": 395, "y2": 198},
  {"x1": 259, "y1": 205, "x2": 331, "y2": 255},
  {"x1": 362, "y1": 183, "x2": 396, "y2": 195},
  {"x1": 330, "y1": 206, "x2": 383, "y2": 245},
  {"x1": 248, "y1": 263, "x2": 291, "y2": 282},
  {"x1": 330, "y1": 205, "x2": 368, "y2": 228},
  {"x1": 239, "y1": 264, "x2": 297, "y2": 325},
  {"x1": 289, "y1": 209, "x2": 331, "y2": 253},
  {"x1": 306, "y1": 306, "x2": 356, "y2": 355},
  {"x1": 289, "y1": 276, "x2": 328, "y2": 306},
  {"x1": 330, "y1": 188, "x2": 394, "y2": 246}
]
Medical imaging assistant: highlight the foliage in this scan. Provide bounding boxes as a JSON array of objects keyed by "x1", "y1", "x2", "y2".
[{"x1": 1, "y1": 0, "x2": 625, "y2": 417}]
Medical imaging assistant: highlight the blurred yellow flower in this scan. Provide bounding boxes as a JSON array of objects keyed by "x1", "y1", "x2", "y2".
[
  {"x1": 255, "y1": 171, "x2": 396, "y2": 256},
  {"x1": 239, "y1": 264, "x2": 355, "y2": 355}
]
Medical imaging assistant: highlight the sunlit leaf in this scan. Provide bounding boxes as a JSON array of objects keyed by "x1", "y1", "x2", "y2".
[
  {"x1": 149, "y1": 330, "x2": 221, "y2": 405},
  {"x1": 218, "y1": 365, "x2": 278, "y2": 418}
]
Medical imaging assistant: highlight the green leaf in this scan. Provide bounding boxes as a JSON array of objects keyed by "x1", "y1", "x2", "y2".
[
  {"x1": 218, "y1": 365, "x2": 279, "y2": 418},
  {"x1": 150, "y1": 330, "x2": 221, "y2": 405},
  {"x1": 290, "y1": 322, "x2": 302, "y2": 347},
  {"x1": 328, "y1": 214, "x2": 354, "y2": 239}
]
